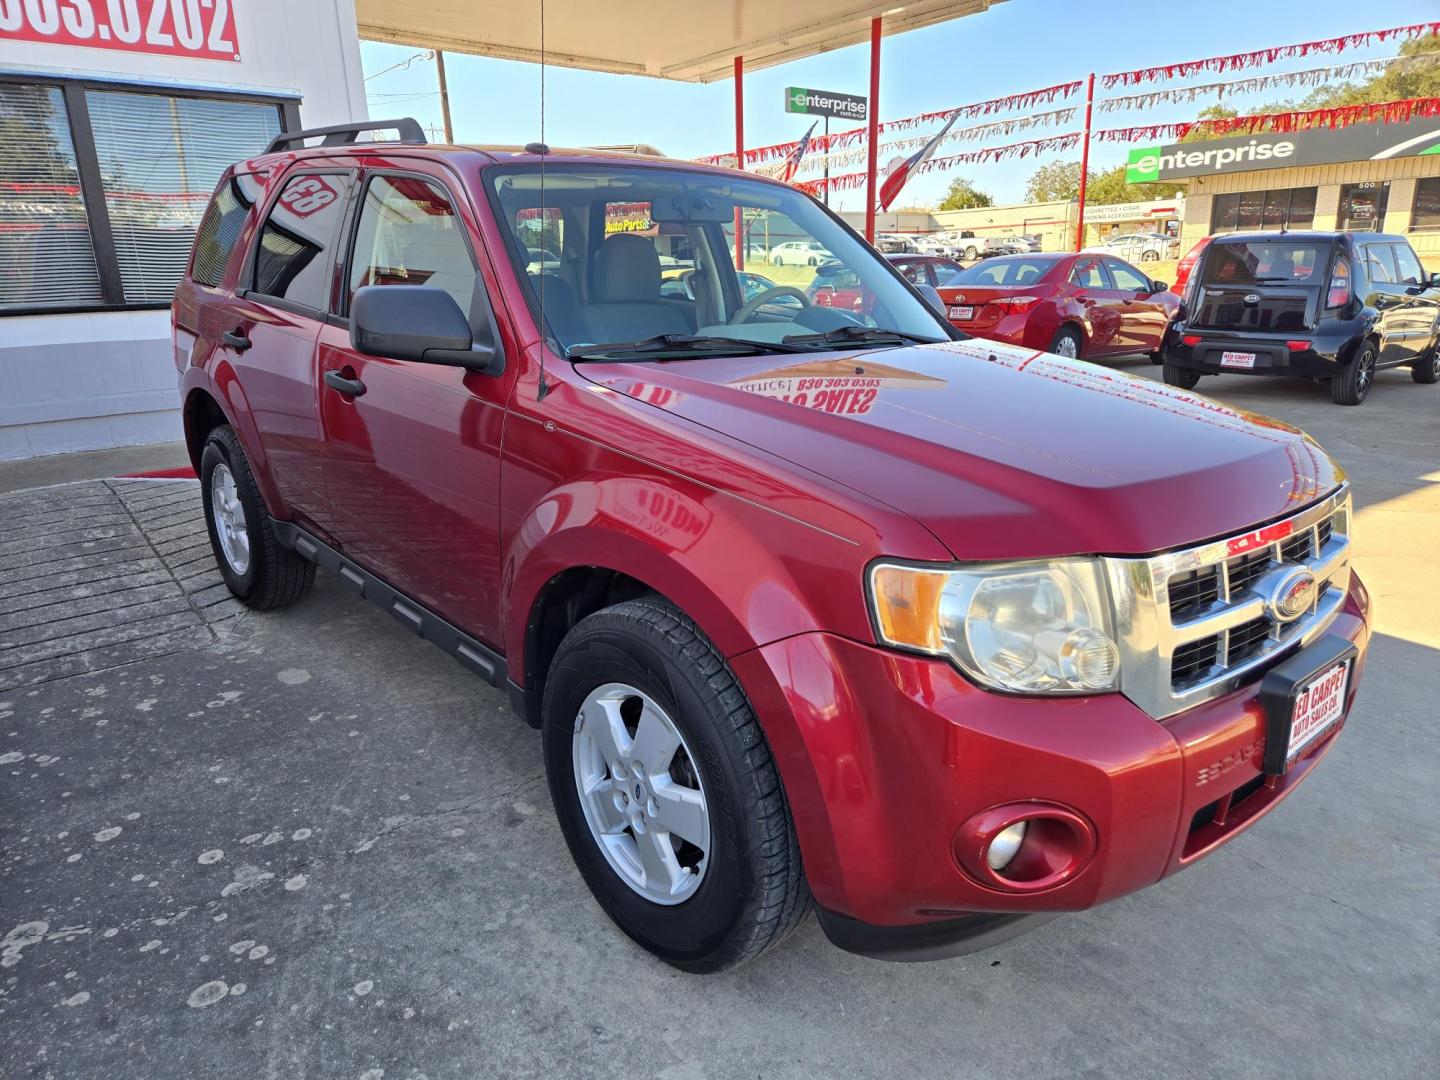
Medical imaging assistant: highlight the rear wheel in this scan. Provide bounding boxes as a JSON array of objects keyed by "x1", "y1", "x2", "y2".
[
  {"x1": 1331, "y1": 341, "x2": 1376, "y2": 405},
  {"x1": 200, "y1": 426, "x2": 314, "y2": 609},
  {"x1": 1412, "y1": 349, "x2": 1439, "y2": 384},
  {"x1": 1163, "y1": 362, "x2": 1202, "y2": 390},
  {"x1": 964, "y1": 246, "x2": 978, "y2": 261},
  {"x1": 1141, "y1": 250, "x2": 1159, "y2": 262},
  {"x1": 541, "y1": 599, "x2": 809, "y2": 973},
  {"x1": 1049, "y1": 326, "x2": 1082, "y2": 359}
]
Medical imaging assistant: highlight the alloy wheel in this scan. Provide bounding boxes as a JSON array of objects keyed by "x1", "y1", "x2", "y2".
[
  {"x1": 209, "y1": 463, "x2": 250, "y2": 575},
  {"x1": 1358, "y1": 351, "x2": 1374, "y2": 395},
  {"x1": 571, "y1": 682, "x2": 710, "y2": 905}
]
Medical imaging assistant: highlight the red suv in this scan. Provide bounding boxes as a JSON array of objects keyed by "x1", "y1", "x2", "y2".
[{"x1": 174, "y1": 121, "x2": 1371, "y2": 972}]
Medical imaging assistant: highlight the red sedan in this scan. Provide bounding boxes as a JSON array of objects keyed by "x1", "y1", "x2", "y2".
[{"x1": 937, "y1": 252, "x2": 1181, "y2": 361}]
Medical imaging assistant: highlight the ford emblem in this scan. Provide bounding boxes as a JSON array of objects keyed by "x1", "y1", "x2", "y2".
[
  {"x1": 1267, "y1": 568, "x2": 1318, "y2": 623},
  {"x1": 1243, "y1": 292, "x2": 1262, "y2": 304}
]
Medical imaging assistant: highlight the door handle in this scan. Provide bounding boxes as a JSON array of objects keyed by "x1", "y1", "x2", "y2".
[
  {"x1": 324, "y1": 369, "x2": 367, "y2": 397},
  {"x1": 222, "y1": 329, "x2": 252, "y2": 353}
]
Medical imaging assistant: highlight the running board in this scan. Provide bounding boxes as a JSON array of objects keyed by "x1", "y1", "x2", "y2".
[{"x1": 269, "y1": 519, "x2": 506, "y2": 688}]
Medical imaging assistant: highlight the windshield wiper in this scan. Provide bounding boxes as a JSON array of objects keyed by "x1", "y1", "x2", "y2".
[
  {"x1": 565, "y1": 334, "x2": 807, "y2": 361},
  {"x1": 781, "y1": 325, "x2": 945, "y2": 349}
]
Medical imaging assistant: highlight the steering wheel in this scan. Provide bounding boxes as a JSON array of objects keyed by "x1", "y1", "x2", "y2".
[{"x1": 729, "y1": 285, "x2": 811, "y2": 325}]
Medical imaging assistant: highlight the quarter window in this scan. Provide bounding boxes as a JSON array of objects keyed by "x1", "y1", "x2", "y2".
[
  {"x1": 348, "y1": 176, "x2": 478, "y2": 315},
  {"x1": 1363, "y1": 245, "x2": 1397, "y2": 284},
  {"x1": 192, "y1": 175, "x2": 257, "y2": 288},
  {"x1": 253, "y1": 173, "x2": 354, "y2": 309}
]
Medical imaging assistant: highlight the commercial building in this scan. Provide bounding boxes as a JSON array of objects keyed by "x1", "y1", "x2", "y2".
[
  {"x1": 1125, "y1": 116, "x2": 1440, "y2": 263},
  {"x1": 1, "y1": 1, "x2": 366, "y2": 460},
  {"x1": 842, "y1": 196, "x2": 1183, "y2": 252}
]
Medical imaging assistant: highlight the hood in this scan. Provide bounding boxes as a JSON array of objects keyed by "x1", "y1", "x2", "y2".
[{"x1": 578, "y1": 339, "x2": 1342, "y2": 559}]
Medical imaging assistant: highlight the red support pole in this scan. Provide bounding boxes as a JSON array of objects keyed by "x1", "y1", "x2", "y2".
[
  {"x1": 1074, "y1": 72, "x2": 1096, "y2": 253},
  {"x1": 734, "y1": 54, "x2": 745, "y2": 271},
  {"x1": 864, "y1": 17, "x2": 881, "y2": 243}
]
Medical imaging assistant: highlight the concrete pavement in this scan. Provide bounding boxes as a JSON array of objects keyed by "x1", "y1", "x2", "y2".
[{"x1": 1, "y1": 363, "x2": 1436, "y2": 1079}]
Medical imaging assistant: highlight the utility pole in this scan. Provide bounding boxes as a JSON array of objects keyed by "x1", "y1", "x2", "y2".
[
  {"x1": 436, "y1": 50, "x2": 454, "y2": 143},
  {"x1": 1074, "y1": 72, "x2": 1096, "y2": 252}
]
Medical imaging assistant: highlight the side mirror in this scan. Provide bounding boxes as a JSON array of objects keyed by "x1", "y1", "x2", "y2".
[
  {"x1": 1430, "y1": 272, "x2": 1440, "y2": 288},
  {"x1": 1150, "y1": 280, "x2": 1169, "y2": 293},
  {"x1": 915, "y1": 283, "x2": 947, "y2": 316},
  {"x1": 350, "y1": 285, "x2": 501, "y2": 373}
]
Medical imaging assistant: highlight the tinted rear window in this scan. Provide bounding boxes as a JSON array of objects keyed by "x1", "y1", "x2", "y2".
[
  {"x1": 192, "y1": 176, "x2": 252, "y2": 288},
  {"x1": 1200, "y1": 242, "x2": 1328, "y2": 287},
  {"x1": 947, "y1": 257, "x2": 1057, "y2": 287}
]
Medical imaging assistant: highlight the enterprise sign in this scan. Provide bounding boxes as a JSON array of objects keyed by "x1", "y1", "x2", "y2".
[
  {"x1": 785, "y1": 87, "x2": 868, "y2": 121},
  {"x1": 1126, "y1": 117, "x2": 1440, "y2": 183}
]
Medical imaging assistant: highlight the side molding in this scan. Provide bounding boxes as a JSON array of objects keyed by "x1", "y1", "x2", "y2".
[{"x1": 270, "y1": 519, "x2": 508, "y2": 689}]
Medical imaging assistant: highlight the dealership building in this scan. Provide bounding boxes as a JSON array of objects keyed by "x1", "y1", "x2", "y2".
[
  {"x1": 0, "y1": 1, "x2": 367, "y2": 460},
  {"x1": 1126, "y1": 117, "x2": 1440, "y2": 262}
]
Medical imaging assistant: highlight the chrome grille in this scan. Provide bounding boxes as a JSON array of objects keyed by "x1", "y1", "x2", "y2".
[{"x1": 1104, "y1": 486, "x2": 1352, "y2": 720}]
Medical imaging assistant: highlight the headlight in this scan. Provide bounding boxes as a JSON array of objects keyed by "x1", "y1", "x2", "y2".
[{"x1": 868, "y1": 559, "x2": 1120, "y2": 694}]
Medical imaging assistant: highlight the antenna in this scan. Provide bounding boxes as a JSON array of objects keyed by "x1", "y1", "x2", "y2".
[{"x1": 536, "y1": 0, "x2": 551, "y2": 401}]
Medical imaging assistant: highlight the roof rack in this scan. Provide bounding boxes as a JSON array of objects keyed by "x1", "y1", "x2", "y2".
[{"x1": 263, "y1": 118, "x2": 427, "y2": 156}]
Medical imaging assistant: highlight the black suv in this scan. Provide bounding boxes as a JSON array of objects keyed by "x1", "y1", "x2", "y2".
[{"x1": 1163, "y1": 231, "x2": 1440, "y2": 405}]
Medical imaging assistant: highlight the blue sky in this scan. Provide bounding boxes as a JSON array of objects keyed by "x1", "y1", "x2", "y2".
[{"x1": 360, "y1": 0, "x2": 1440, "y2": 211}]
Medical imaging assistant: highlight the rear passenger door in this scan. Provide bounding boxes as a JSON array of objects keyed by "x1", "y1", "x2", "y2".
[
  {"x1": 1389, "y1": 242, "x2": 1440, "y2": 362},
  {"x1": 1069, "y1": 256, "x2": 1123, "y2": 354},
  {"x1": 1359, "y1": 243, "x2": 1415, "y2": 365},
  {"x1": 314, "y1": 167, "x2": 511, "y2": 646},
  {"x1": 231, "y1": 168, "x2": 358, "y2": 531}
]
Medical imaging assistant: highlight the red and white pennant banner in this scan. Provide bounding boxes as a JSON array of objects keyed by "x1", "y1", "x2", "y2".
[
  {"x1": 1095, "y1": 97, "x2": 1440, "y2": 143},
  {"x1": 697, "y1": 80, "x2": 1084, "y2": 167},
  {"x1": 1101, "y1": 21, "x2": 1440, "y2": 88},
  {"x1": 795, "y1": 132, "x2": 1082, "y2": 198},
  {"x1": 1098, "y1": 53, "x2": 1440, "y2": 111}
]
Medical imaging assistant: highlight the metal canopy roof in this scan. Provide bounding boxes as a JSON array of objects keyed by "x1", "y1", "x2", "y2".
[{"x1": 355, "y1": 1, "x2": 1005, "y2": 83}]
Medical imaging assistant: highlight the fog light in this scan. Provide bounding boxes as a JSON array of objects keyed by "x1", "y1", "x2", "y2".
[
  {"x1": 1058, "y1": 629, "x2": 1120, "y2": 690},
  {"x1": 986, "y1": 821, "x2": 1027, "y2": 871}
]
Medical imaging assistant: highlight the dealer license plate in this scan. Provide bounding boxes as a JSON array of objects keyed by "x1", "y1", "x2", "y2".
[
  {"x1": 1286, "y1": 659, "x2": 1350, "y2": 763},
  {"x1": 1220, "y1": 350, "x2": 1257, "y2": 369},
  {"x1": 948, "y1": 305, "x2": 974, "y2": 321}
]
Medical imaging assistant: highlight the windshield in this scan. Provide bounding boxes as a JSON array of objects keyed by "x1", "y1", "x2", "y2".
[
  {"x1": 486, "y1": 164, "x2": 949, "y2": 357},
  {"x1": 944, "y1": 256, "x2": 1058, "y2": 287}
]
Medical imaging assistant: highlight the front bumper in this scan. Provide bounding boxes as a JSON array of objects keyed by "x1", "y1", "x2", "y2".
[{"x1": 731, "y1": 574, "x2": 1370, "y2": 959}]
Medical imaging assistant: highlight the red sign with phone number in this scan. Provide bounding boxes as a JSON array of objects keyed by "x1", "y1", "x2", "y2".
[{"x1": 0, "y1": 0, "x2": 241, "y2": 63}]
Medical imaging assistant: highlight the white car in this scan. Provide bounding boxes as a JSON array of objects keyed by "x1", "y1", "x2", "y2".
[
  {"x1": 770, "y1": 240, "x2": 835, "y2": 266},
  {"x1": 1083, "y1": 232, "x2": 1179, "y2": 263}
]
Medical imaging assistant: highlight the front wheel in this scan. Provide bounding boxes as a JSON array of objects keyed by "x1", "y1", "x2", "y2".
[
  {"x1": 1163, "y1": 362, "x2": 1202, "y2": 390},
  {"x1": 541, "y1": 599, "x2": 809, "y2": 973},
  {"x1": 1141, "y1": 250, "x2": 1159, "y2": 262},
  {"x1": 200, "y1": 425, "x2": 314, "y2": 609},
  {"x1": 1331, "y1": 341, "x2": 1376, "y2": 405}
]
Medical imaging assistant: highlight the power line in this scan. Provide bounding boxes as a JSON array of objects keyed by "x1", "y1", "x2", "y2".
[{"x1": 365, "y1": 50, "x2": 434, "y2": 81}]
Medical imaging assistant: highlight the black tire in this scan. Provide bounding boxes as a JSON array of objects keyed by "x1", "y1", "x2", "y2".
[
  {"x1": 1412, "y1": 348, "x2": 1439, "y2": 384},
  {"x1": 1147, "y1": 349, "x2": 1164, "y2": 365},
  {"x1": 199, "y1": 425, "x2": 314, "y2": 610},
  {"x1": 1163, "y1": 362, "x2": 1202, "y2": 390},
  {"x1": 1048, "y1": 326, "x2": 1083, "y2": 359},
  {"x1": 541, "y1": 598, "x2": 809, "y2": 973},
  {"x1": 1330, "y1": 341, "x2": 1376, "y2": 405}
]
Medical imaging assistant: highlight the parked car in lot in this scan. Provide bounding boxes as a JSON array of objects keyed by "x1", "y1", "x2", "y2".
[
  {"x1": 1085, "y1": 232, "x2": 1180, "y2": 263},
  {"x1": 1172, "y1": 235, "x2": 1213, "y2": 297},
  {"x1": 175, "y1": 121, "x2": 1371, "y2": 972},
  {"x1": 873, "y1": 233, "x2": 920, "y2": 254},
  {"x1": 937, "y1": 252, "x2": 1181, "y2": 360},
  {"x1": 809, "y1": 253, "x2": 966, "y2": 315},
  {"x1": 770, "y1": 239, "x2": 834, "y2": 265},
  {"x1": 1163, "y1": 231, "x2": 1440, "y2": 404}
]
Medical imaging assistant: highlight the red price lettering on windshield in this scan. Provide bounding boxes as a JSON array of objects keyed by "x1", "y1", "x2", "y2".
[{"x1": 0, "y1": 0, "x2": 241, "y2": 63}]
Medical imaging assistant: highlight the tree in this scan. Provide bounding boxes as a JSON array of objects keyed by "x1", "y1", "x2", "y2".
[
  {"x1": 1024, "y1": 160, "x2": 1082, "y2": 203},
  {"x1": 937, "y1": 176, "x2": 993, "y2": 210},
  {"x1": 1299, "y1": 35, "x2": 1440, "y2": 109}
]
